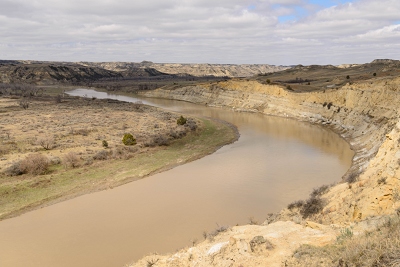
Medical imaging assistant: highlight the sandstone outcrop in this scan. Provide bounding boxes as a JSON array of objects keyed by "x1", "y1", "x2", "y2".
[{"x1": 135, "y1": 75, "x2": 400, "y2": 266}]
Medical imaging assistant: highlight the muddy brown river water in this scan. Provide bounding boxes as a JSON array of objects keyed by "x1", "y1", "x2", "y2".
[{"x1": 0, "y1": 89, "x2": 354, "y2": 267}]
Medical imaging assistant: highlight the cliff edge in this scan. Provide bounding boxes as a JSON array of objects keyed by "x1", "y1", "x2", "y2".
[{"x1": 132, "y1": 75, "x2": 400, "y2": 266}]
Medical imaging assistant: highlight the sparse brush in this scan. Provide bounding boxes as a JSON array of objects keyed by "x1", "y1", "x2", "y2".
[
  {"x1": 37, "y1": 135, "x2": 55, "y2": 150},
  {"x1": 63, "y1": 152, "x2": 80, "y2": 168},
  {"x1": 249, "y1": 217, "x2": 259, "y2": 225},
  {"x1": 93, "y1": 150, "x2": 110, "y2": 160},
  {"x1": 146, "y1": 258, "x2": 159, "y2": 267},
  {"x1": 310, "y1": 184, "x2": 330, "y2": 198},
  {"x1": 287, "y1": 200, "x2": 305, "y2": 210},
  {"x1": 300, "y1": 197, "x2": 325, "y2": 219},
  {"x1": 345, "y1": 172, "x2": 358, "y2": 183},
  {"x1": 377, "y1": 177, "x2": 387, "y2": 185},
  {"x1": 5, "y1": 154, "x2": 49, "y2": 176},
  {"x1": 207, "y1": 224, "x2": 229, "y2": 240}
]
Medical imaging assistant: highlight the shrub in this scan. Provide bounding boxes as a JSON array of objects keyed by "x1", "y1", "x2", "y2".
[
  {"x1": 177, "y1": 115, "x2": 187, "y2": 125},
  {"x1": 112, "y1": 146, "x2": 138, "y2": 160},
  {"x1": 346, "y1": 75, "x2": 350, "y2": 79},
  {"x1": 4, "y1": 161, "x2": 24, "y2": 176},
  {"x1": 152, "y1": 134, "x2": 169, "y2": 146},
  {"x1": 93, "y1": 150, "x2": 110, "y2": 160},
  {"x1": 185, "y1": 118, "x2": 198, "y2": 131},
  {"x1": 310, "y1": 184, "x2": 330, "y2": 198},
  {"x1": 300, "y1": 197, "x2": 325, "y2": 219},
  {"x1": 19, "y1": 99, "x2": 29, "y2": 109},
  {"x1": 122, "y1": 133, "x2": 136, "y2": 146},
  {"x1": 19, "y1": 153, "x2": 49, "y2": 175},
  {"x1": 63, "y1": 152, "x2": 80, "y2": 168},
  {"x1": 266, "y1": 79, "x2": 271, "y2": 84},
  {"x1": 345, "y1": 172, "x2": 358, "y2": 183},
  {"x1": 37, "y1": 135, "x2": 55, "y2": 150},
  {"x1": 287, "y1": 200, "x2": 305, "y2": 210},
  {"x1": 373, "y1": 72, "x2": 377, "y2": 76},
  {"x1": 102, "y1": 140, "x2": 108, "y2": 148}
]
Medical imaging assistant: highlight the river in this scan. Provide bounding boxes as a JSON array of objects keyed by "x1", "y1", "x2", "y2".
[{"x1": 0, "y1": 89, "x2": 353, "y2": 267}]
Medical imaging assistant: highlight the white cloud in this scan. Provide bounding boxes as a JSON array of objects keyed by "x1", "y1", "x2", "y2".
[{"x1": 0, "y1": 0, "x2": 399, "y2": 64}]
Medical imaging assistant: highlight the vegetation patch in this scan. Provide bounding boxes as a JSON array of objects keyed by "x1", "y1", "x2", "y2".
[
  {"x1": 0, "y1": 97, "x2": 238, "y2": 220},
  {"x1": 287, "y1": 216, "x2": 400, "y2": 267}
]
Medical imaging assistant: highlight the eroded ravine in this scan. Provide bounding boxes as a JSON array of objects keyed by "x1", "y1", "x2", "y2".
[{"x1": 0, "y1": 89, "x2": 353, "y2": 267}]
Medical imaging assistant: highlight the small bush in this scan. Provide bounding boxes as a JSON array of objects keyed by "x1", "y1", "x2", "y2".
[
  {"x1": 19, "y1": 99, "x2": 29, "y2": 109},
  {"x1": 327, "y1": 102, "x2": 333, "y2": 109},
  {"x1": 152, "y1": 134, "x2": 169, "y2": 146},
  {"x1": 346, "y1": 75, "x2": 350, "y2": 79},
  {"x1": 300, "y1": 197, "x2": 325, "y2": 219},
  {"x1": 122, "y1": 133, "x2": 136, "y2": 146},
  {"x1": 93, "y1": 150, "x2": 110, "y2": 160},
  {"x1": 377, "y1": 177, "x2": 387, "y2": 185},
  {"x1": 185, "y1": 118, "x2": 197, "y2": 131},
  {"x1": 6, "y1": 154, "x2": 50, "y2": 176},
  {"x1": 63, "y1": 152, "x2": 80, "y2": 168},
  {"x1": 177, "y1": 115, "x2": 187, "y2": 125},
  {"x1": 37, "y1": 135, "x2": 55, "y2": 150},
  {"x1": 4, "y1": 161, "x2": 24, "y2": 176},
  {"x1": 21, "y1": 154, "x2": 49, "y2": 175},
  {"x1": 112, "y1": 146, "x2": 138, "y2": 160},
  {"x1": 288, "y1": 200, "x2": 305, "y2": 210},
  {"x1": 345, "y1": 172, "x2": 358, "y2": 183},
  {"x1": 207, "y1": 224, "x2": 229, "y2": 240},
  {"x1": 102, "y1": 140, "x2": 108, "y2": 148},
  {"x1": 286, "y1": 85, "x2": 292, "y2": 90},
  {"x1": 310, "y1": 184, "x2": 330, "y2": 198},
  {"x1": 373, "y1": 72, "x2": 377, "y2": 76},
  {"x1": 266, "y1": 79, "x2": 271, "y2": 84}
]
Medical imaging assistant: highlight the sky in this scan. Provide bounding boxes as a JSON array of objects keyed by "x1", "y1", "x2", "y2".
[{"x1": 0, "y1": 0, "x2": 399, "y2": 65}]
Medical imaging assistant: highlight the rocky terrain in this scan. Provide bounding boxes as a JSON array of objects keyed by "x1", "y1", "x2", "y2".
[
  {"x1": 0, "y1": 61, "x2": 123, "y2": 85},
  {"x1": 132, "y1": 60, "x2": 400, "y2": 266}
]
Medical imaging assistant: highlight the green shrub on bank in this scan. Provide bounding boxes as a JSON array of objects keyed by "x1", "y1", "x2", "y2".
[
  {"x1": 177, "y1": 116, "x2": 187, "y2": 125},
  {"x1": 122, "y1": 133, "x2": 136, "y2": 146}
]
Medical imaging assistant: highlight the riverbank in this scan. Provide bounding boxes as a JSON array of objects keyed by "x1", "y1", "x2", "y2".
[
  {"x1": 0, "y1": 96, "x2": 238, "y2": 220},
  {"x1": 132, "y1": 76, "x2": 400, "y2": 266}
]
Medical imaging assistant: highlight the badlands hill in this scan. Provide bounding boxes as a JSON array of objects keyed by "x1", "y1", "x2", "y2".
[
  {"x1": 81, "y1": 61, "x2": 289, "y2": 77},
  {"x1": 0, "y1": 60, "x2": 289, "y2": 86}
]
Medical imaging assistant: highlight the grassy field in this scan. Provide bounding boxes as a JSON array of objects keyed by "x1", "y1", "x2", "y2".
[{"x1": 0, "y1": 97, "x2": 238, "y2": 221}]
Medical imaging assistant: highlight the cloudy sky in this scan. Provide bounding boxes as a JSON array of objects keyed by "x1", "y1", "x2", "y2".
[{"x1": 0, "y1": 0, "x2": 399, "y2": 65}]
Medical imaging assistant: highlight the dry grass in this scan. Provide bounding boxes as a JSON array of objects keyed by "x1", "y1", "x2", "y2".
[
  {"x1": 287, "y1": 216, "x2": 400, "y2": 267},
  {"x1": 0, "y1": 96, "x2": 238, "y2": 220}
]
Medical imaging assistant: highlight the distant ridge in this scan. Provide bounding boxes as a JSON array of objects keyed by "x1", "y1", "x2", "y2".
[{"x1": 80, "y1": 61, "x2": 290, "y2": 78}]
